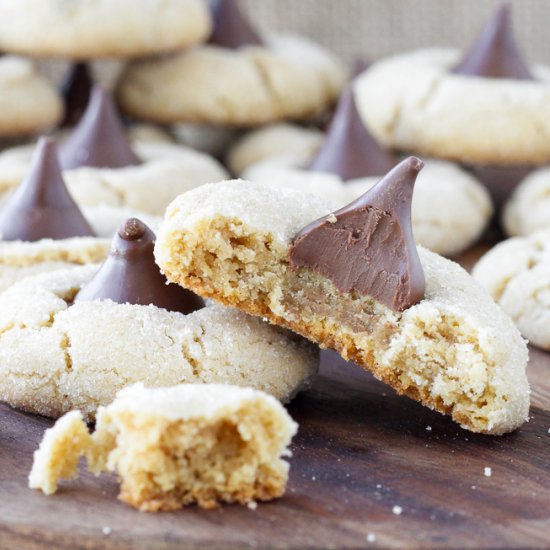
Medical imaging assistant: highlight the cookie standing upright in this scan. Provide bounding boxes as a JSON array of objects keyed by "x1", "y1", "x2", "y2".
[
  {"x1": 230, "y1": 85, "x2": 492, "y2": 256},
  {"x1": 116, "y1": 0, "x2": 346, "y2": 127},
  {"x1": 0, "y1": 217, "x2": 318, "y2": 420},
  {"x1": 355, "y1": 4, "x2": 548, "y2": 205},
  {"x1": 155, "y1": 164, "x2": 530, "y2": 435},
  {"x1": 29, "y1": 383, "x2": 298, "y2": 511},
  {"x1": 0, "y1": 0, "x2": 212, "y2": 59},
  {"x1": 0, "y1": 86, "x2": 228, "y2": 215}
]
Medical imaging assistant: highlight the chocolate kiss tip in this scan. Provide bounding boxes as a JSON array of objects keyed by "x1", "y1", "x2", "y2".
[
  {"x1": 308, "y1": 86, "x2": 398, "y2": 180},
  {"x1": 60, "y1": 62, "x2": 93, "y2": 128},
  {"x1": 209, "y1": 0, "x2": 263, "y2": 49},
  {"x1": 119, "y1": 218, "x2": 146, "y2": 241},
  {"x1": 59, "y1": 85, "x2": 141, "y2": 170},
  {"x1": 452, "y1": 2, "x2": 533, "y2": 80},
  {"x1": 0, "y1": 137, "x2": 95, "y2": 242},
  {"x1": 74, "y1": 218, "x2": 204, "y2": 315}
]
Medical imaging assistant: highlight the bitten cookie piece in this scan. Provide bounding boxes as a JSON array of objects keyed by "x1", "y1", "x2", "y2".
[
  {"x1": 29, "y1": 383, "x2": 297, "y2": 511},
  {"x1": 0, "y1": 0, "x2": 211, "y2": 59},
  {"x1": 472, "y1": 230, "x2": 550, "y2": 350},
  {"x1": 155, "y1": 171, "x2": 529, "y2": 435}
]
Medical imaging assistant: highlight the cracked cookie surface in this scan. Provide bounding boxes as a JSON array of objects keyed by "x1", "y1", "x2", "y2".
[
  {"x1": 155, "y1": 180, "x2": 529, "y2": 435},
  {"x1": 473, "y1": 229, "x2": 550, "y2": 350},
  {"x1": 116, "y1": 35, "x2": 345, "y2": 126},
  {"x1": 355, "y1": 48, "x2": 550, "y2": 165},
  {"x1": 0, "y1": 265, "x2": 318, "y2": 420}
]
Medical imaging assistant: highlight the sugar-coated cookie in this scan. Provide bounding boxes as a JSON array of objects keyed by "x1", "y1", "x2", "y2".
[
  {"x1": 472, "y1": 229, "x2": 550, "y2": 350},
  {"x1": 0, "y1": 266, "x2": 318, "y2": 420},
  {"x1": 155, "y1": 175, "x2": 529, "y2": 435},
  {"x1": 0, "y1": 56, "x2": 62, "y2": 137},
  {"x1": 226, "y1": 123, "x2": 324, "y2": 175},
  {"x1": 29, "y1": 383, "x2": 297, "y2": 511},
  {"x1": 0, "y1": 0, "x2": 211, "y2": 59},
  {"x1": 502, "y1": 168, "x2": 550, "y2": 236},
  {"x1": 117, "y1": 0, "x2": 344, "y2": 126},
  {"x1": 355, "y1": 48, "x2": 550, "y2": 166}
]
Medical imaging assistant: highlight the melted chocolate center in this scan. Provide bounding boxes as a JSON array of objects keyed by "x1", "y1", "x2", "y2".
[
  {"x1": 308, "y1": 86, "x2": 397, "y2": 180},
  {"x1": 452, "y1": 3, "x2": 533, "y2": 80},
  {"x1": 290, "y1": 157, "x2": 425, "y2": 312},
  {"x1": 0, "y1": 137, "x2": 95, "y2": 242},
  {"x1": 209, "y1": 0, "x2": 263, "y2": 49},
  {"x1": 59, "y1": 86, "x2": 141, "y2": 170},
  {"x1": 74, "y1": 218, "x2": 205, "y2": 314}
]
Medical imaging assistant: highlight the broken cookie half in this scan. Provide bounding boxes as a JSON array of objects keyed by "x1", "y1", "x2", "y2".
[
  {"x1": 154, "y1": 158, "x2": 530, "y2": 435},
  {"x1": 29, "y1": 383, "x2": 296, "y2": 511}
]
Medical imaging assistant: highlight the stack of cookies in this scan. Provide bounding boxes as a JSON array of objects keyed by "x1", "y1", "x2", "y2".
[{"x1": 0, "y1": 0, "x2": 538, "y2": 514}]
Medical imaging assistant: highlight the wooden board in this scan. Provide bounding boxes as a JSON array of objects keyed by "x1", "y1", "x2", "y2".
[{"x1": 0, "y1": 247, "x2": 549, "y2": 549}]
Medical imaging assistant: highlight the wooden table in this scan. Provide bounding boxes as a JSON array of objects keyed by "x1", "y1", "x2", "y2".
[{"x1": 0, "y1": 247, "x2": 549, "y2": 549}]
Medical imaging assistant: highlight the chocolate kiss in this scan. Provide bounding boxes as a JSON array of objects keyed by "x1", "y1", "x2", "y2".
[
  {"x1": 209, "y1": 0, "x2": 263, "y2": 49},
  {"x1": 290, "y1": 157, "x2": 426, "y2": 312},
  {"x1": 60, "y1": 63, "x2": 93, "y2": 128},
  {"x1": 452, "y1": 3, "x2": 533, "y2": 80},
  {"x1": 0, "y1": 138, "x2": 95, "y2": 242},
  {"x1": 59, "y1": 85, "x2": 141, "y2": 170},
  {"x1": 308, "y1": 86, "x2": 398, "y2": 180},
  {"x1": 74, "y1": 218, "x2": 205, "y2": 314}
]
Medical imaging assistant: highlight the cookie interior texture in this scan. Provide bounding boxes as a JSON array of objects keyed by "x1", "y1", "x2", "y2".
[
  {"x1": 155, "y1": 181, "x2": 529, "y2": 435},
  {"x1": 29, "y1": 383, "x2": 297, "y2": 511}
]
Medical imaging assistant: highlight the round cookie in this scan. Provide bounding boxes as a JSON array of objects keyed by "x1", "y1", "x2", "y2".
[
  {"x1": 0, "y1": 56, "x2": 62, "y2": 137},
  {"x1": 116, "y1": 0, "x2": 345, "y2": 126},
  {"x1": 0, "y1": 0, "x2": 211, "y2": 59},
  {"x1": 355, "y1": 47, "x2": 550, "y2": 166},
  {"x1": 472, "y1": 230, "x2": 550, "y2": 350},
  {"x1": 502, "y1": 168, "x2": 550, "y2": 237},
  {"x1": 226, "y1": 123, "x2": 324, "y2": 175},
  {"x1": 0, "y1": 88, "x2": 228, "y2": 215},
  {"x1": 0, "y1": 256, "x2": 318, "y2": 421}
]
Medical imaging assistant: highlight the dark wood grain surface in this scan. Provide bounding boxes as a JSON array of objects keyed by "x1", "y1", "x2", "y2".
[{"x1": 0, "y1": 246, "x2": 549, "y2": 549}]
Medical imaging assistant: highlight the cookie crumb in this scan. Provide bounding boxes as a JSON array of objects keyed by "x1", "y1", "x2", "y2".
[
  {"x1": 425, "y1": 425, "x2": 432, "y2": 432},
  {"x1": 327, "y1": 213, "x2": 337, "y2": 223},
  {"x1": 367, "y1": 533, "x2": 376, "y2": 543},
  {"x1": 247, "y1": 501, "x2": 258, "y2": 510},
  {"x1": 471, "y1": 485, "x2": 476, "y2": 490},
  {"x1": 392, "y1": 505, "x2": 403, "y2": 515},
  {"x1": 102, "y1": 527, "x2": 111, "y2": 536},
  {"x1": 484, "y1": 467, "x2": 492, "y2": 477}
]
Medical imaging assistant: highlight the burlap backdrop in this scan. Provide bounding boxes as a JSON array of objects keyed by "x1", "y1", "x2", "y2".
[{"x1": 241, "y1": 0, "x2": 549, "y2": 65}]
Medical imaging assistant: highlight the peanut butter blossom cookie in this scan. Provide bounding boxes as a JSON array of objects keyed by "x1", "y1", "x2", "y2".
[
  {"x1": 355, "y1": 4, "x2": 548, "y2": 205},
  {"x1": 0, "y1": 138, "x2": 111, "y2": 292},
  {"x1": 0, "y1": 56, "x2": 62, "y2": 136},
  {"x1": 0, "y1": 0, "x2": 211, "y2": 59},
  {"x1": 116, "y1": 0, "x2": 345, "y2": 126},
  {"x1": 473, "y1": 229, "x2": 550, "y2": 351},
  {"x1": 155, "y1": 160, "x2": 530, "y2": 435},
  {"x1": 29, "y1": 383, "x2": 297, "y2": 511},
  {"x1": 0, "y1": 86, "x2": 228, "y2": 215},
  {"x1": 0, "y1": 217, "x2": 318, "y2": 420},
  {"x1": 233, "y1": 86, "x2": 492, "y2": 256}
]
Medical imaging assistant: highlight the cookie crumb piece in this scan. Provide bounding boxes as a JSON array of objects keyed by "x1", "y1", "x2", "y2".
[
  {"x1": 484, "y1": 467, "x2": 492, "y2": 477},
  {"x1": 367, "y1": 533, "x2": 376, "y2": 543},
  {"x1": 28, "y1": 410, "x2": 92, "y2": 495},
  {"x1": 247, "y1": 501, "x2": 258, "y2": 510},
  {"x1": 29, "y1": 383, "x2": 297, "y2": 511},
  {"x1": 392, "y1": 505, "x2": 403, "y2": 515},
  {"x1": 425, "y1": 425, "x2": 432, "y2": 432},
  {"x1": 102, "y1": 527, "x2": 112, "y2": 536}
]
